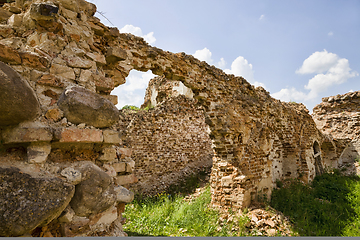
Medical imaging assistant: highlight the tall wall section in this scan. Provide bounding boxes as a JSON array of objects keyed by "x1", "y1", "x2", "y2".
[
  {"x1": 0, "y1": 0, "x2": 135, "y2": 237},
  {"x1": 313, "y1": 91, "x2": 360, "y2": 167},
  {"x1": 117, "y1": 92, "x2": 213, "y2": 196}
]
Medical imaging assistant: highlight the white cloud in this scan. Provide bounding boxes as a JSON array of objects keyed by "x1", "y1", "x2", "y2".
[
  {"x1": 224, "y1": 56, "x2": 254, "y2": 82},
  {"x1": 259, "y1": 14, "x2": 265, "y2": 21},
  {"x1": 296, "y1": 49, "x2": 338, "y2": 74},
  {"x1": 143, "y1": 32, "x2": 156, "y2": 45},
  {"x1": 193, "y1": 47, "x2": 213, "y2": 64},
  {"x1": 111, "y1": 70, "x2": 155, "y2": 108},
  {"x1": 193, "y1": 49, "x2": 265, "y2": 88},
  {"x1": 271, "y1": 87, "x2": 307, "y2": 102},
  {"x1": 216, "y1": 57, "x2": 226, "y2": 69},
  {"x1": 328, "y1": 31, "x2": 334, "y2": 36},
  {"x1": 253, "y1": 81, "x2": 267, "y2": 89},
  {"x1": 272, "y1": 50, "x2": 358, "y2": 103},
  {"x1": 304, "y1": 58, "x2": 358, "y2": 99},
  {"x1": 120, "y1": 24, "x2": 156, "y2": 44}
]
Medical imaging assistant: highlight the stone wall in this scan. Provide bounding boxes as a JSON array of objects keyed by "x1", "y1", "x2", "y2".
[
  {"x1": 0, "y1": 0, "x2": 349, "y2": 236},
  {"x1": 117, "y1": 79, "x2": 213, "y2": 195},
  {"x1": 0, "y1": 0, "x2": 134, "y2": 237},
  {"x1": 313, "y1": 91, "x2": 360, "y2": 167}
]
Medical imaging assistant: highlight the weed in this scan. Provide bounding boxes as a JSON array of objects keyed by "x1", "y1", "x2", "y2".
[
  {"x1": 122, "y1": 105, "x2": 140, "y2": 110},
  {"x1": 123, "y1": 186, "x2": 236, "y2": 236},
  {"x1": 270, "y1": 171, "x2": 360, "y2": 236}
]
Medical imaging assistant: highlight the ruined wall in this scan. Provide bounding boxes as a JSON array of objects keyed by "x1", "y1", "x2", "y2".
[
  {"x1": 0, "y1": 0, "x2": 346, "y2": 236},
  {"x1": 0, "y1": 0, "x2": 134, "y2": 237},
  {"x1": 117, "y1": 77, "x2": 213, "y2": 195},
  {"x1": 313, "y1": 91, "x2": 360, "y2": 167}
]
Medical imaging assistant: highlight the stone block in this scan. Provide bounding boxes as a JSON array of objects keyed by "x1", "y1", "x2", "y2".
[
  {"x1": 0, "y1": 25, "x2": 14, "y2": 38},
  {"x1": 29, "y1": 2, "x2": 59, "y2": 21},
  {"x1": 115, "y1": 174, "x2": 138, "y2": 185},
  {"x1": 0, "y1": 167, "x2": 75, "y2": 237},
  {"x1": 45, "y1": 108, "x2": 63, "y2": 122},
  {"x1": 221, "y1": 176, "x2": 233, "y2": 187},
  {"x1": 60, "y1": 167, "x2": 82, "y2": 185},
  {"x1": 57, "y1": 86, "x2": 119, "y2": 128},
  {"x1": 58, "y1": 206, "x2": 75, "y2": 223},
  {"x1": 58, "y1": 0, "x2": 79, "y2": 13},
  {"x1": 93, "y1": 75, "x2": 114, "y2": 93},
  {"x1": 103, "y1": 130, "x2": 120, "y2": 144},
  {"x1": 37, "y1": 74, "x2": 64, "y2": 88},
  {"x1": 103, "y1": 164, "x2": 117, "y2": 177},
  {"x1": 0, "y1": 8, "x2": 12, "y2": 22},
  {"x1": 116, "y1": 148, "x2": 132, "y2": 158},
  {"x1": 98, "y1": 146, "x2": 117, "y2": 161},
  {"x1": 105, "y1": 47, "x2": 127, "y2": 63},
  {"x1": 90, "y1": 205, "x2": 117, "y2": 227},
  {"x1": 60, "y1": 6, "x2": 77, "y2": 19},
  {"x1": 112, "y1": 162, "x2": 126, "y2": 173},
  {"x1": 86, "y1": 52, "x2": 106, "y2": 66},
  {"x1": 69, "y1": 162, "x2": 116, "y2": 217},
  {"x1": 0, "y1": 43, "x2": 21, "y2": 65},
  {"x1": 114, "y1": 185, "x2": 134, "y2": 203},
  {"x1": 7, "y1": 13, "x2": 22, "y2": 27},
  {"x1": 50, "y1": 63, "x2": 75, "y2": 80},
  {"x1": 125, "y1": 160, "x2": 135, "y2": 173},
  {"x1": 66, "y1": 56, "x2": 94, "y2": 69},
  {"x1": 0, "y1": 61, "x2": 40, "y2": 126},
  {"x1": 2, "y1": 127, "x2": 53, "y2": 144},
  {"x1": 101, "y1": 95, "x2": 118, "y2": 106},
  {"x1": 56, "y1": 128, "x2": 103, "y2": 143},
  {"x1": 27, "y1": 142, "x2": 52, "y2": 164}
]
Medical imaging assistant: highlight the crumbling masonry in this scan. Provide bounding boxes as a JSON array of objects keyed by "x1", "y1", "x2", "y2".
[{"x1": 0, "y1": 0, "x2": 350, "y2": 237}]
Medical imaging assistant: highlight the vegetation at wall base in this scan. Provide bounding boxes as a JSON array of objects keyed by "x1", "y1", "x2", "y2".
[
  {"x1": 123, "y1": 168, "x2": 360, "y2": 237},
  {"x1": 123, "y1": 185, "x2": 250, "y2": 237},
  {"x1": 270, "y1": 169, "x2": 360, "y2": 236}
]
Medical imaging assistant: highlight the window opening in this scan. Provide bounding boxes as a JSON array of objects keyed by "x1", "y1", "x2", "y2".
[{"x1": 110, "y1": 69, "x2": 155, "y2": 110}]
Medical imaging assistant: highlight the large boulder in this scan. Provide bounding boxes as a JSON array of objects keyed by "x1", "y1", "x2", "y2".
[
  {"x1": 57, "y1": 86, "x2": 119, "y2": 128},
  {"x1": 69, "y1": 162, "x2": 116, "y2": 217},
  {"x1": 0, "y1": 167, "x2": 75, "y2": 237},
  {"x1": 0, "y1": 61, "x2": 40, "y2": 126}
]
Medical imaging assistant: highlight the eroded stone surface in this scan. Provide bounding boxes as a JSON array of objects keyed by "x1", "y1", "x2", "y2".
[
  {"x1": 0, "y1": 61, "x2": 40, "y2": 126},
  {"x1": 57, "y1": 86, "x2": 119, "y2": 128},
  {"x1": 69, "y1": 162, "x2": 116, "y2": 217},
  {"x1": 0, "y1": 167, "x2": 75, "y2": 237}
]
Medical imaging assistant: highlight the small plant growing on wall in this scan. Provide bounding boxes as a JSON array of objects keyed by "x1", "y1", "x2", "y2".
[{"x1": 122, "y1": 105, "x2": 140, "y2": 110}]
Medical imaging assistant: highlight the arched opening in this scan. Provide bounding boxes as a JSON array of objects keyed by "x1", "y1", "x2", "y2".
[
  {"x1": 110, "y1": 69, "x2": 155, "y2": 109},
  {"x1": 313, "y1": 141, "x2": 324, "y2": 176}
]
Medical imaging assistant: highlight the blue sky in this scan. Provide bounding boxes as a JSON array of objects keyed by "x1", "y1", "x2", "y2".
[{"x1": 89, "y1": 0, "x2": 360, "y2": 112}]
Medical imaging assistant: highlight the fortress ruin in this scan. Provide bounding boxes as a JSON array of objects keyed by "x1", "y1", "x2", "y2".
[{"x1": 0, "y1": 0, "x2": 356, "y2": 237}]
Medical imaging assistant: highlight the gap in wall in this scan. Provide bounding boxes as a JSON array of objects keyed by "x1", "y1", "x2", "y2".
[{"x1": 111, "y1": 69, "x2": 155, "y2": 109}]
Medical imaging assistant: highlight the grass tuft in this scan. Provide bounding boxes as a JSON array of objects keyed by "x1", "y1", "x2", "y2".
[
  {"x1": 123, "y1": 185, "x2": 250, "y2": 236},
  {"x1": 270, "y1": 169, "x2": 360, "y2": 236}
]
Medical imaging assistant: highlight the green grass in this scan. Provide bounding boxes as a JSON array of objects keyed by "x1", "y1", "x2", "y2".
[
  {"x1": 123, "y1": 186, "x2": 250, "y2": 237},
  {"x1": 123, "y1": 168, "x2": 360, "y2": 237},
  {"x1": 270, "y1": 169, "x2": 360, "y2": 236},
  {"x1": 122, "y1": 105, "x2": 140, "y2": 110}
]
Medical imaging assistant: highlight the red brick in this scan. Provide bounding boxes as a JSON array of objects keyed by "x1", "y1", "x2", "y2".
[{"x1": 57, "y1": 128, "x2": 103, "y2": 143}]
